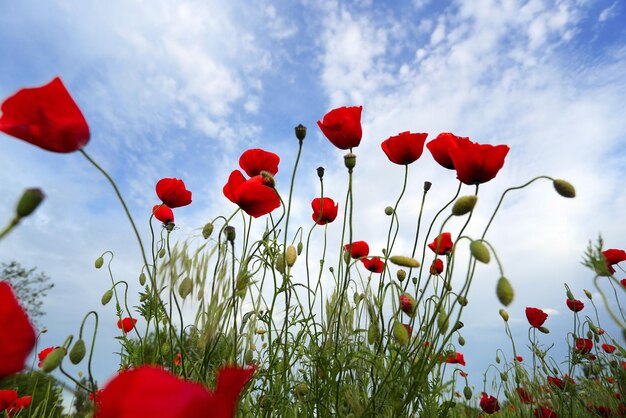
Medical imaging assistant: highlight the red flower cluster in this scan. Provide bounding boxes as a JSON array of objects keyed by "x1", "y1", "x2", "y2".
[
  {"x1": 311, "y1": 197, "x2": 338, "y2": 225},
  {"x1": 117, "y1": 317, "x2": 137, "y2": 333},
  {"x1": 566, "y1": 299, "x2": 584, "y2": 312},
  {"x1": 428, "y1": 233, "x2": 453, "y2": 255},
  {"x1": 479, "y1": 393, "x2": 500, "y2": 414},
  {"x1": 361, "y1": 257, "x2": 384, "y2": 273},
  {"x1": 0, "y1": 282, "x2": 36, "y2": 379},
  {"x1": 575, "y1": 338, "x2": 593, "y2": 354},
  {"x1": 0, "y1": 77, "x2": 90, "y2": 153},
  {"x1": 381, "y1": 131, "x2": 428, "y2": 165},
  {"x1": 95, "y1": 365, "x2": 255, "y2": 418},
  {"x1": 525, "y1": 307, "x2": 548, "y2": 328},
  {"x1": 317, "y1": 106, "x2": 363, "y2": 150},
  {"x1": 344, "y1": 241, "x2": 369, "y2": 259},
  {"x1": 517, "y1": 387, "x2": 532, "y2": 404},
  {"x1": 0, "y1": 390, "x2": 31, "y2": 417}
]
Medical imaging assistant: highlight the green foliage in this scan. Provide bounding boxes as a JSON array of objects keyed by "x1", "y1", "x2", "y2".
[{"x1": 1, "y1": 261, "x2": 53, "y2": 326}]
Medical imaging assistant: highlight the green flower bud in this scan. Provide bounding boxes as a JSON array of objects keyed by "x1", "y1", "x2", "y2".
[
  {"x1": 286, "y1": 245, "x2": 297, "y2": 267},
  {"x1": 397, "y1": 269, "x2": 407, "y2": 281},
  {"x1": 297, "y1": 242, "x2": 303, "y2": 255},
  {"x1": 101, "y1": 290, "x2": 113, "y2": 306},
  {"x1": 452, "y1": 195, "x2": 478, "y2": 216},
  {"x1": 69, "y1": 339, "x2": 86, "y2": 365},
  {"x1": 244, "y1": 349, "x2": 254, "y2": 365},
  {"x1": 368, "y1": 322, "x2": 379, "y2": 345},
  {"x1": 384, "y1": 206, "x2": 394, "y2": 216},
  {"x1": 458, "y1": 335, "x2": 465, "y2": 346},
  {"x1": 437, "y1": 308, "x2": 449, "y2": 334},
  {"x1": 553, "y1": 179, "x2": 576, "y2": 198},
  {"x1": 389, "y1": 255, "x2": 420, "y2": 268},
  {"x1": 495, "y1": 355, "x2": 501, "y2": 364},
  {"x1": 500, "y1": 372, "x2": 508, "y2": 382},
  {"x1": 586, "y1": 330, "x2": 593, "y2": 339},
  {"x1": 499, "y1": 308, "x2": 509, "y2": 322},
  {"x1": 139, "y1": 272, "x2": 146, "y2": 286},
  {"x1": 457, "y1": 295, "x2": 468, "y2": 306},
  {"x1": 15, "y1": 188, "x2": 45, "y2": 218},
  {"x1": 469, "y1": 240, "x2": 490, "y2": 263},
  {"x1": 295, "y1": 383, "x2": 309, "y2": 398},
  {"x1": 275, "y1": 253, "x2": 285, "y2": 274},
  {"x1": 496, "y1": 277, "x2": 514, "y2": 306},
  {"x1": 463, "y1": 386, "x2": 472, "y2": 400},
  {"x1": 584, "y1": 289, "x2": 592, "y2": 299},
  {"x1": 158, "y1": 248, "x2": 166, "y2": 258},
  {"x1": 42, "y1": 347, "x2": 66, "y2": 372},
  {"x1": 178, "y1": 277, "x2": 193, "y2": 298},
  {"x1": 538, "y1": 326, "x2": 550, "y2": 334},
  {"x1": 94, "y1": 257, "x2": 104, "y2": 269},
  {"x1": 202, "y1": 222, "x2": 214, "y2": 239},
  {"x1": 393, "y1": 322, "x2": 409, "y2": 345},
  {"x1": 412, "y1": 277, "x2": 417, "y2": 285},
  {"x1": 565, "y1": 286, "x2": 574, "y2": 301}
]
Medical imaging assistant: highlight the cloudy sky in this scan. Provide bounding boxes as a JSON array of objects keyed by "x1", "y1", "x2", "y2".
[{"x1": 1, "y1": 0, "x2": 625, "y2": 400}]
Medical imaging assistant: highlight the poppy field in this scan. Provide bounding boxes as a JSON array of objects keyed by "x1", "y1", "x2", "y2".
[{"x1": 1, "y1": 77, "x2": 625, "y2": 417}]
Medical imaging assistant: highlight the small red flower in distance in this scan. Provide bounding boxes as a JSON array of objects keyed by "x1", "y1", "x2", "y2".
[
  {"x1": 449, "y1": 140, "x2": 510, "y2": 185},
  {"x1": 597, "y1": 328, "x2": 605, "y2": 335},
  {"x1": 223, "y1": 170, "x2": 280, "y2": 218},
  {"x1": 534, "y1": 406, "x2": 557, "y2": 418},
  {"x1": 445, "y1": 352, "x2": 466, "y2": 366},
  {"x1": 430, "y1": 258, "x2": 444, "y2": 275},
  {"x1": 95, "y1": 365, "x2": 255, "y2": 418},
  {"x1": 37, "y1": 346, "x2": 60, "y2": 368},
  {"x1": 0, "y1": 77, "x2": 90, "y2": 153},
  {"x1": 0, "y1": 282, "x2": 36, "y2": 379},
  {"x1": 381, "y1": 131, "x2": 428, "y2": 165},
  {"x1": 525, "y1": 307, "x2": 548, "y2": 328},
  {"x1": 402, "y1": 324, "x2": 413, "y2": 336},
  {"x1": 344, "y1": 241, "x2": 369, "y2": 259},
  {"x1": 361, "y1": 257, "x2": 384, "y2": 273},
  {"x1": 515, "y1": 356, "x2": 524, "y2": 362},
  {"x1": 517, "y1": 387, "x2": 531, "y2": 404},
  {"x1": 311, "y1": 197, "x2": 338, "y2": 225},
  {"x1": 156, "y1": 178, "x2": 192, "y2": 208},
  {"x1": 621, "y1": 279, "x2": 626, "y2": 288},
  {"x1": 317, "y1": 106, "x2": 363, "y2": 150},
  {"x1": 575, "y1": 338, "x2": 593, "y2": 354},
  {"x1": 174, "y1": 353, "x2": 182, "y2": 366},
  {"x1": 152, "y1": 204, "x2": 174, "y2": 224},
  {"x1": 459, "y1": 371, "x2": 468, "y2": 377},
  {"x1": 426, "y1": 133, "x2": 471, "y2": 170},
  {"x1": 0, "y1": 390, "x2": 18, "y2": 412},
  {"x1": 117, "y1": 317, "x2": 137, "y2": 333},
  {"x1": 601, "y1": 343, "x2": 616, "y2": 354},
  {"x1": 238, "y1": 149, "x2": 280, "y2": 177},
  {"x1": 7, "y1": 395, "x2": 32, "y2": 417},
  {"x1": 566, "y1": 299, "x2": 584, "y2": 312},
  {"x1": 479, "y1": 393, "x2": 500, "y2": 414},
  {"x1": 547, "y1": 376, "x2": 565, "y2": 390},
  {"x1": 602, "y1": 248, "x2": 626, "y2": 274},
  {"x1": 428, "y1": 232, "x2": 454, "y2": 255}
]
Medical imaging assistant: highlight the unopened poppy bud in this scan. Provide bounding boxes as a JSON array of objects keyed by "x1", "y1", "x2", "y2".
[
  {"x1": 463, "y1": 386, "x2": 472, "y2": 400},
  {"x1": 458, "y1": 335, "x2": 465, "y2": 346},
  {"x1": 584, "y1": 289, "x2": 592, "y2": 299},
  {"x1": 295, "y1": 383, "x2": 309, "y2": 398},
  {"x1": 42, "y1": 327, "x2": 48, "y2": 333},
  {"x1": 317, "y1": 166, "x2": 325, "y2": 179},
  {"x1": 69, "y1": 339, "x2": 86, "y2": 364},
  {"x1": 586, "y1": 330, "x2": 593, "y2": 339},
  {"x1": 286, "y1": 245, "x2": 297, "y2": 267},
  {"x1": 368, "y1": 322, "x2": 379, "y2": 345},
  {"x1": 452, "y1": 195, "x2": 477, "y2": 216},
  {"x1": 260, "y1": 171, "x2": 276, "y2": 188},
  {"x1": 470, "y1": 240, "x2": 490, "y2": 263},
  {"x1": 397, "y1": 269, "x2": 407, "y2": 281},
  {"x1": 78, "y1": 371, "x2": 83, "y2": 378},
  {"x1": 295, "y1": 124, "x2": 307, "y2": 141},
  {"x1": 458, "y1": 295, "x2": 468, "y2": 306},
  {"x1": 297, "y1": 241, "x2": 303, "y2": 255},
  {"x1": 500, "y1": 372, "x2": 508, "y2": 382},
  {"x1": 224, "y1": 226, "x2": 236, "y2": 243},
  {"x1": 202, "y1": 222, "x2": 214, "y2": 239},
  {"x1": 244, "y1": 349, "x2": 254, "y2": 365},
  {"x1": 412, "y1": 277, "x2": 417, "y2": 285},
  {"x1": 42, "y1": 347, "x2": 65, "y2": 372},
  {"x1": 538, "y1": 326, "x2": 550, "y2": 334},
  {"x1": 399, "y1": 293, "x2": 416, "y2": 316},
  {"x1": 344, "y1": 152, "x2": 356, "y2": 170},
  {"x1": 384, "y1": 206, "x2": 394, "y2": 216},
  {"x1": 158, "y1": 248, "x2": 166, "y2": 258},
  {"x1": 15, "y1": 188, "x2": 45, "y2": 218},
  {"x1": 393, "y1": 322, "x2": 409, "y2": 345},
  {"x1": 275, "y1": 253, "x2": 285, "y2": 274},
  {"x1": 94, "y1": 257, "x2": 104, "y2": 269},
  {"x1": 496, "y1": 277, "x2": 514, "y2": 306},
  {"x1": 389, "y1": 255, "x2": 420, "y2": 268},
  {"x1": 424, "y1": 181, "x2": 432, "y2": 192},
  {"x1": 499, "y1": 308, "x2": 509, "y2": 322},
  {"x1": 178, "y1": 277, "x2": 193, "y2": 298},
  {"x1": 553, "y1": 179, "x2": 576, "y2": 198},
  {"x1": 495, "y1": 355, "x2": 501, "y2": 364},
  {"x1": 139, "y1": 272, "x2": 146, "y2": 286},
  {"x1": 566, "y1": 288, "x2": 574, "y2": 300},
  {"x1": 437, "y1": 308, "x2": 449, "y2": 334},
  {"x1": 255, "y1": 329, "x2": 267, "y2": 335},
  {"x1": 452, "y1": 321, "x2": 464, "y2": 332},
  {"x1": 101, "y1": 290, "x2": 113, "y2": 306}
]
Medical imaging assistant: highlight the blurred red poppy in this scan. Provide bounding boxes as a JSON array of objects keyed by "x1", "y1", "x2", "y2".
[
  {"x1": 479, "y1": 393, "x2": 500, "y2": 414},
  {"x1": 566, "y1": 299, "x2": 584, "y2": 312},
  {"x1": 37, "y1": 346, "x2": 60, "y2": 368},
  {"x1": 311, "y1": 197, "x2": 338, "y2": 225},
  {"x1": 152, "y1": 204, "x2": 174, "y2": 224},
  {"x1": 621, "y1": 279, "x2": 626, "y2": 288},
  {"x1": 344, "y1": 241, "x2": 369, "y2": 259},
  {"x1": 239, "y1": 148, "x2": 280, "y2": 177},
  {"x1": 381, "y1": 131, "x2": 428, "y2": 165},
  {"x1": 602, "y1": 249, "x2": 626, "y2": 274},
  {"x1": 601, "y1": 343, "x2": 616, "y2": 353},
  {"x1": 361, "y1": 257, "x2": 384, "y2": 273},
  {"x1": 7, "y1": 395, "x2": 32, "y2": 417},
  {"x1": 426, "y1": 133, "x2": 471, "y2": 170},
  {"x1": 445, "y1": 352, "x2": 466, "y2": 366},
  {"x1": 156, "y1": 178, "x2": 192, "y2": 208},
  {"x1": 515, "y1": 356, "x2": 524, "y2": 362},
  {"x1": 534, "y1": 406, "x2": 557, "y2": 418},
  {"x1": 0, "y1": 390, "x2": 18, "y2": 412},
  {"x1": 429, "y1": 258, "x2": 444, "y2": 275},
  {"x1": 0, "y1": 282, "x2": 36, "y2": 379},
  {"x1": 575, "y1": 338, "x2": 593, "y2": 354},
  {"x1": 517, "y1": 387, "x2": 531, "y2": 404},
  {"x1": 117, "y1": 317, "x2": 137, "y2": 333},
  {"x1": 547, "y1": 376, "x2": 565, "y2": 390},
  {"x1": 0, "y1": 77, "x2": 90, "y2": 153},
  {"x1": 428, "y1": 232, "x2": 453, "y2": 255},
  {"x1": 174, "y1": 353, "x2": 182, "y2": 366},
  {"x1": 525, "y1": 307, "x2": 547, "y2": 328},
  {"x1": 223, "y1": 170, "x2": 280, "y2": 218},
  {"x1": 317, "y1": 106, "x2": 363, "y2": 150},
  {"x1": 449, "y1": 140, "x2": 509, "y2": 185},
  {"x1": 399, "y1": 293, "x2": 415, "y2": 316}
]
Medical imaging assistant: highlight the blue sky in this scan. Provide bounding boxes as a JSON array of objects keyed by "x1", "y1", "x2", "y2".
[{"x1": 1, "y1": 0, "x2": 625, "y2": 403}]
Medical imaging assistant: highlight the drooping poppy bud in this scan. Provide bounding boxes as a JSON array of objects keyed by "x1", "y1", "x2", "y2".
[
  {"x1": 202, "y1": 222, "x2": 214, "y2": 239},
  {"x1": 389, "y1": 255, "x2": 420, "y2": 268},
  {"x1": 178, "y1": 278, "x2": 193, "y2": 298},
  {"x1": 393, "y1": 322, "x2": 409, "y2": 345},
  {"x1": 553, "y1": 179, "x2": 576, "y2": 198},
  {"x1": 139, "y1": 273, "x2": 146, "y2": 286},
  {"x1": 285, "y1": 246, "x2": 297, "y2": 267},
  {"x1": 368, "y1": 322, "x2": 379, "y2": 345},
  {"x1": 470, "y1": 240, "x2": 490, "y2": 263},
  {"x1": 496, "y1": 277, "x2": 514, "y2": 306},
  {"x1": 437, "y1": 307, "x2": 449, "y2": 334},
  {"x1": 101, "y1": 290, "x2": 113, "y2": 306},
  {"x1": 15, "y1": 188, "x2": 45, "y2": 219},
  {"x1": 499, "y1": 309, "x2": 509, "y2": 322},
  {"x1": 452, "y1": 195, "x2": 477, "y2": 216},
  {"x1": 463, "y1": 386, "x2": 472, "y2": 400},
  {"x1": 69, "y1": 339, "x2": 86, "y2": 364}
]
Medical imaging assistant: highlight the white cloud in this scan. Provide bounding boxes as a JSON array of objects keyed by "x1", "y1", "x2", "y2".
[{"x1": 599, "y1": 1, "x2": 618, "y2": 22}]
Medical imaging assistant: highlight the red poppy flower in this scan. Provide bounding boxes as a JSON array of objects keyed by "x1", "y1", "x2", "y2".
[
  {"x1": 95, "y1": 365, "x2": 255, "y2": 418},
  {"x1": 547, "y1": 376, "x2": 565, "y2": 390},
  {"x1": 449, "y1": 140, "x2": 510, "y2": 185},
  {"x1": 317, "y1": 106, "x2": 363, "y2": 150},
  {"x1": 311, "y1": 197, "x2": 338, "y2": 225},
  {"x1": 602, "y1": 249, "x2": 626, "y2": 274},
  {"x1": 594, "y1": 405, "x2": 613, "y2": 418},
  {"x1": 37, "y1": 346, "x2": 61, "y2": 368},
  {"x1": 428, "y1": 233, "x2": 453, "y2": 255},
  {"x1": 479, "y1": 393, "x2": 500, "y2": 414},
  {"x1": 621, "y1": 279, "x2": 626, "y2": 288},
  {"x1": 174, "y1": 353, "x2": 182, "y2": 366},
  {"x1": 601, "y1": 343, "x2": 616, "y2": 354},
  {"x1": 0, "y1": 282, "x2": 36, "y2": 379},
  {"x1": 459, "y1": 371, "x2": 468, "y2": 377},
  {"x1": 515, "y1": 356, "x2": 524, "y2": 362},
  {"x1": 426, "y1": 133, "x2": 471, "y2": 170},
  {"x1": 223, "y1": 170, "x2": 280, "y2": 218},
  {"x1": 344, "y1": 241, "x2": 369, "y2": 259},
  {"x1": 525, "y1": 307, "x2": 548, "y2": 328},
  {"x1": 361, "y1": 257, "x2": 384, "y2": 273},
  {"x1": 156, "y1": 178, "x2": 192, "y2": 208},
  {"x1": 381, "y1": 131, "x2": 428, "y2": 165},
  {"x1": 517, "y1": 387, "x2": 531, "y2": 404},
  {"x1": 445, "y1": 352, "x2": 466, "y2": 366},
  {"x1": 0, "y1": 390, "x2": 18, "y2": 412},
  {"x1": 402, "y1": 324, "x2": 413, "y2": 336},
  {"x1": 575, "y1": 338, "x2": 593, "y2": 354},
  {"x1": 117, "y1": 317, "x2": 137, "y2": 333},
  {"x1": 0, "y1": 77, "x2": 90, "y2": 153},
  {"x1": 566, "y1": 299, "x2": 584, "y2": 312},
  {"x1": 429, "y1": 258, "x2": 444, "y2": 275},
  {"x1": 399, "y1": 293, "x2": 415, "y2": 316},
  {"x1": 534, "y1": 406, "x2": 557, "y2": 418},
  {"x1": 7, "y1": 395, "x2": 32, "y2": 417},
  {"x1": 89, "y1": 389, "x2": 103, "y2": 404},
  {"x1": 152, "y1": 204, "x2": 174, "y2": 224},
  {"x1": 238, "y1": 148, "x2": 280, "y2": 177}
]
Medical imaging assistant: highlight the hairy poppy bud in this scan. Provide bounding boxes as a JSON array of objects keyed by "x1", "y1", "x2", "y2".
[
  {"x1": 424, "y1": 181, "x2": 432, "y2": 192},
  {"x1": 344, "y1": 152, "x2": 356, "y2": 170},
  {"x1": 42, "y1": 347, "x2": 65, "y2": 372},
  {"x1": 286, "y1": 245, "x2": 297, "y2": 267},
  {"x1": 224, "y1": 226, "x2": 236, "y2": 243},
  {"x1": 139, "y1": 272, "x2": 146, "y2": 286},
  {"x1": 499, "y1": 308, "x2": 509, "y2": 322},
  {"x1": 399, "y1": 293, "x2": 416, "y2": 316},
  {"x1": 553, "y1": 179, "x2": 576, "y2": 198},
  {"x1": 538, "y1": 326, "x2": 550, "y2": 334},
  {"x1": 495, "y1": 355, "x2": 501, "y2": 364},
  {"x1": 584, "y1": 289, "x2": 592, "y2": 299},
  {"x1": 69, "y1": 339, "x2": 86, "y2": 364},
  {"x1": 500, "y1": 372, "x2": 508, "y2": 382},
  {"x1": 458, "y1": 335, "x2": 465, "y2": 346},
  {"x1": 393, "y1": 322, "x2": 409, "y2": 345},
  {"x1": 244, "y1": 349, "x2": 254, "y2": 365},
  {"x1": 496, "y1": 277, "x2": 514, "y2": 306},
  {"x1": 470, "y1": 240, "x2": 490, "y2": 263},
  {"x1": 463, "y1": 386, "x2": 472, "y2": 400},
  {"x1": 178, "y1": 277, "x2": 193, "y2": 298},
  {"x1": 457, "y1": 295, "x2": 468, "y2": 306},
  {"x1": 297, "y1": 242, "x2": 303, "y2": 255},
  {"x1": 94, "y1": 256, "x2": 104, "y2": 269},
  {"x1": 295, "y1": 124, "x2": 307, "y2": 141},
  {"x1": 412, "y1": 277, "x2": 417, "y2": 285},
  {"x1": 452, "y1": 195, "x2": 477, "y2": 216},
  {"x1": 275, "y1": 253, "x2": 285, "y2": 274},
  {"x1": 389, "y1": 255, "x2": 420, "y2": 268},
  {"x1": 101, "y1": 290, "x2": 113, "y2": 306},
  {"x1": 437, "y1": 308, "x2": 449, "y2": 334},
  {"x1": 384, "y1": 206, "x2": 394, "y2": 216},
  {"x1": 15, "y1": 188, "x2": 45, "y2": 218},
  {"x1": 368, "y1": 322, "x2": 380, "y2": 345},
  {"x1": 397, "y1": 269, "x2": 407, "y2": 281},
  {"x1": 158, "y1": 248, "x2": 166, "y2": 258},
  {"x1": 202, "y1": 222, "x2": 214, "y2": 239}
]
